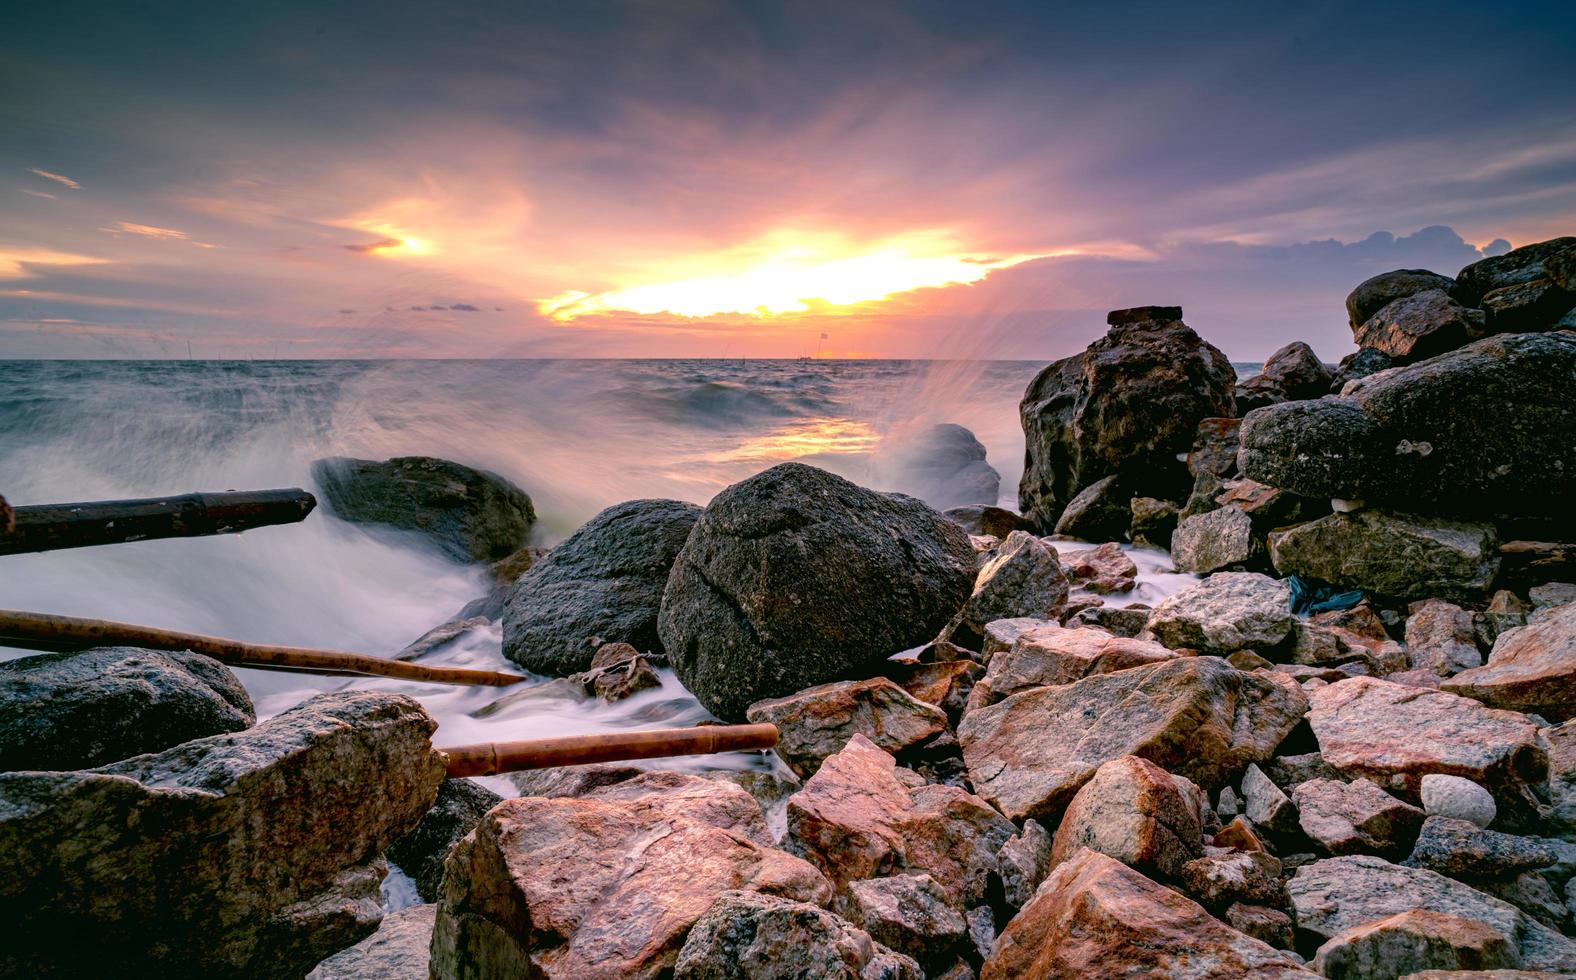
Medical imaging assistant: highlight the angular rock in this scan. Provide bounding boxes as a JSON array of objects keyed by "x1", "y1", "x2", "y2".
[
  {"x1": 1408, "y1": 599, "x2": 1485, "y2": 676},
  {"x1": 1421, "y1": 773, "x2": 1498, "y2": 828},
  {"x1": 967, "y1": 624, "x2": 1176, "y2": 708},
  {"x1": 1049, "y1": 474, "x2": 1133, "y2": 540},
  {"x1": 785, "y1": 735, "x2": 1013, "y2": 909},
  {"x1": 1482, "y1": 279, "x2": 1574, "y2": 332},
  {"x1": 0, "y1": 647, "x2": 254, "y2": 772},
  {"x1": 0, "y1": 692, "x2": 445, "y2": 980},
  {"x1": 395, "y1": 616, "x2": 491, "y2": 661},
  {"x1": 1171, "y1": 505, "x2": 1264, "y2": 574},
  {"x1": 386, "y1": 778, "x2": 503, "y2": 903},
  {"x1": 673, "y1": 889, "x2": 921, "y2": 980},
  {"x1": 1226, "y1": 903, "x2": 1296, "y2": 950},
  {"x1": 1347, "y1": 269, "x2": 1458, "y2": 328},
  {"x1": 1240, "y1": 341, "x2": 1335, "y2": 401},
  {"x1": 660, "y1": 463, "x2": 976, "y2": 720},
  {"x1": 430, "y1": 794, "x2": 829, "y2": 979},
  {"x1": 942, "y1": 505, "x2": 1032, "y2": 539},
  {"x1": 572, "y1": 770, "x2": 775, "y2": 846},
  {"x1": 1243, "y1": 762, "x2": 1301, "y2": 839},
  {"x1": 1181, "y1": 849, "x2": 1288, "y2": 912},
  {"x1": 1293, "y1": 777, "x2": 1425, "y2": 857},
  {"x1": 1214, "y1": 816, "x2": 1268, "y2": 852},
  {"x1": 1019, "y1": 309, "x2": 1235, "y2": 530},
  {"x1": 1445, "y1": 602, "x2": 1576, "y2": 722},
  {"x1": 880, "y1": 659, "x2": 982, "y2": 725},
  {"x1": 1311, "y1": 908, "x2": 1522, "y2": 979},
  {"x1": 307, "y1": 903, "x2": 435, "y2": 980},
  {"x1": 1189, "y1": 417, "x2": 1242, "y2": 478},
  {"x1": 1048, "y1": 755, "x2": 1206, "y2": 880},
  {"x1": 1530, "y1": 581, "x2": 1576, "y2": 611},
  {"x1": 843, "y1": 873, "x2": 968, "y2": 972},
  {"x1": 313, "y1": 455, "x2": 534, "y2": 563},
  {"x1": 997, "y1": 819, "x2": 1053, "y2": 908},
  {"x1": 979, "y1": 616, "x2": 1054, "y2": 659},
  {"x1": 1308, "y1": 677, "x2": 1544, "y2": 797},
  {"x1": 1269, "y1": 510, "x2": 1499, "y2": 602},
  {"x1": 982, "y1": 849, "x2": 1312, "y2": 978},
  {"x1": 1068, "y1": 603, "x2": 1152, "y2": 638},
  {"x1": 1332, "y1": 346, "x2": 1396, "y2": 389},
  {"x1": 1405, "y1": 815, "x2": 1567, "y2": 881},
  {"x1": 1128, "y1": 495, "x2": 1179, "y2": 549},
  {"x1": 1288, "y1": 855, "x2": 1576, "y2": 972},
  {"x1": 1357, "y1": 289, "x2": 1485, "y2": 362},
  {"x1": 1060, "y1": 541, "x2": 1137, "y2": 594},
  {"x1": 1145, "y1": 572, "x2": 1294, "y2": 655},
  {"x1": 507, "y1": 761, "x2": 647, "y2": 798},
  {"x1": 746, "y1": 678, "x2": 948, "y2": 778},
  {"x1": 1455, "y1": 237, "x2": 1576, "y2": 305},
  {"x1": 958, "y1": 657, "x2": 1307, "y2": 822},
  {"x1": 948, "y1": 531, "x2": 1069, "y2": 641},
  {"x1": 1541, "y1": 717, "x2": 1576, "y2": 833},
  {"x1": 1479, "y1": 872, "x2": 1569, "y2": 929},
  {"x1": 1243, "y1": 332, "x2": 1576, "y2": 523},
  {"x1": 503, "y1": 498, "x2": 701, "y2": 675}
]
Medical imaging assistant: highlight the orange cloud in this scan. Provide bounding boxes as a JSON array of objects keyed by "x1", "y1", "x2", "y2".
[
  {"x1": 102, "y1": 221, "x2": 190, "y2": 240},
  {"x1": 28, "y1": 168, "x2": 81, "y2": 190},
  {"x1": 0, "y1": 247, "x2": 110, "y2": 278}
]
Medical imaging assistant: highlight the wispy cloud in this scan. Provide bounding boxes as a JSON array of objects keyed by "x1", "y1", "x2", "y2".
[
  {"x1": 0, "y1": 247, "x2": 110, "y2": 279},
  {"x1": 101, "y1": 221, "x2": 191, "y2": 240},
  {"x1": 344, "y1": 237, "x2": 404, "y2": 254},
  {"x1": 21, "y1": 189, "x2": 57, "y2": 200},
  {"x1": 28, "y1": 168, "x2": 81, "y2": 190}
]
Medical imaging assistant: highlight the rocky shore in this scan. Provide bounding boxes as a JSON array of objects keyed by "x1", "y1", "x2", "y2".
[{"x1": 2, "y1": 234, "x2": 1575, "y2": 978}]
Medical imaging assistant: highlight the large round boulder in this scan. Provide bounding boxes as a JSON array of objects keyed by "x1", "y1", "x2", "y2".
[
  {"x1": 658, "y1": 463, "x2": 976, "y2": 720},
  {"x1": 1018, "y1": 307, "x2": 1235, "y2": 531},
  {"x1": 313, "y1": 455, "x2": 535, "y2": 563},
  {"x1": 503, "y1": 499, "x2": 702, "y2": 675},
  {"x1": 1345, "y1": 269, "x2": 1456, "y2": 329}
]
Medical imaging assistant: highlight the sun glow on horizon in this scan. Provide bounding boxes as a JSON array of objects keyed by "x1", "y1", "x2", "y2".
[{"x1": 537, "y1": 230, "x2": 1047, "y2": 321}]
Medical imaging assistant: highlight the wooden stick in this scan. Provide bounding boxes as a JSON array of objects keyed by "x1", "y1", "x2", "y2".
[
  {"x1": 0, "y1": 489, "x2": 316, "y2": 555},
  {"x1": 0, "y1": 609, "x2": 527, "y2": 687},
  {"x1": 441, "y1": 723, "x2": 780, "y2": 777}
]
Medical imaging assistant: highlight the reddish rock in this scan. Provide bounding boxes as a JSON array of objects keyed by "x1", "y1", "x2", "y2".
[
  {"x1": 1225, "y1": 903, "x2": 1296, "y2": 950},
  {"x1": 981, "y1": 850, "x2": 1313, "y2": 978},
  {"x1": 1188, "y1": 417, "x2": 1244, "y2": 478},
  {"x1": 1214, "y1": 816, "x2": 1267, "y2": 852},
  {"x1": 966, "y1": 625, "x2": 1176, "y2": 709},
  {"x1": 1048, "y1": 755, "x2": 1206, "y2": 880},
  {"x1": 1292, "y1": 777, "x2": 1425, "y2": 857},
  {"x1": 1445, "y1": 602, "x2": 1576, "y2": 722},
  {"x1": 673, "y1": 889, "x2": 921, "y2": 979},
  {"x1": 880, "y1": 659, "x2": 982, "y2": 724},
  {"x1": 1059, "y1": 541, "x2": 1138, "y2": 594},
  {"x1": 1312, "y1": 908, "x2": 1521, "y2": 978},
  {"x1": 1406, "y1": 599, "x2": 1484, "y2": 676},
  {"x1": 1181, "y1": 849, "x2": 1287, "y2": 912},
  {"x1": 746, "y1": 677, "x2": 948, "y2": 778}
]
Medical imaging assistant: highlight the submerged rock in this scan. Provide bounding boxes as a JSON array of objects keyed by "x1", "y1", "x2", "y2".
[
  {"x1": 674, "y1": 889, "x2": 921, "y2": 980},
  {"x1": 660, "y1": 463, "x2": 976, "y2": 721},
  {"x1": 1145, "y1": 572, "x2": 1294, "y2": 655},
  {"x1": 503, "y1": 498, "x2": 701, "y2": 675},
  {"x1": 879, "y1": 422, "x2": 1000, "y2": 512},
  {"x1": 0, "y1": 692, "x2": 444, "y2": 980},
  {"x1": 746, "y1": 678, "x2": 948, "y2": 778},
  {"x1": 0, "y1": 646, "x2": 254, "y2": 772},
  {"x1": 982, "y1": 849, "x2": 1312, "y2": 978},
  {"x1": 958, "y1": 657, "x2": 1306, "y2": 822},
  {"x1": 1444, "y1": 602, "x2": 1576, "y2": 722},
  {"x1": 386, "y1": 778, "x2": 503, "y2": 903},
  {"x1": 313, "y1": 455, "x2": 534, "y2": 563},
  {"x1": 1269, "y1": 509, "x2": 1499, "y2": 602},
  {"x1": 1018, "y1": 307, "x2": 1235, "y2": 531}
]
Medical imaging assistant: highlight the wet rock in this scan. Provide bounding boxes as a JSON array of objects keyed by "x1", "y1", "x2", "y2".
[
  {"x1": 1311, "y1": 908, "x2": 1522, "y2": 978},
  {"x1": 431, "y1": 793, "x2": 829, "y2": 979},
  {"x1": 746, "y1": 677, "x2": 948, "y2": 779},
  {"x1": 982, "y1": 849, "x2": 1312, "y2": 978},
  {"x1": 1059, "y1": 541, "x2": 1137, "y2": 594},
  {"x1": 945, "y1": 531, "x2": 1069, "y2": 644},
  {"x1": 843, "y1": 873, "x2": 968, "y2": 972},
  {"x1": 507, "y1": 761, "x2": 648, "y2": 798},
  {"x1": 967, "y1": 624, "x2": 1176, "y2": 709},
  {"x1": 1288, "y1": 855, "x2": 1576, "y2": 971},
  {"x1": 1293, "y1": 777, "x2": 1425, "y2": 857},
  {"x1": 660, "y1": 463, "x2": 975, "y2": 720},
  {"x1": 0, "y1": 647, "x2": 254, "y2": 772},
  {"x1": 942, "y1": 505, "x2": 1032, "y2": 539},
  {"x1": 1128, "y1": 495, "x2": 1179, "y2": 549},
  {"x1": 881, "y1": 422, "x2": 1001, "y2": 511},
  {"x1": 1181, "y1": 849, "x2": 1288, "y2": 912},
  {"x1": 1051, "y1": 475, "x2": 1133, "y2": 540},
  {"x1": 785, "y1": 735, "x2": 1013, "y2": 909},
  {"x1": 673, "y1": 889, "x2": 921, "y2": 979},
  {"x1": 1048, "y1": 755, "x2": 1206, "y2": 880},
  {"x1": 1421, "y1": 773, "x2": 1497, "y2": 828},
  {"x1": 1242, "y1": 332, "x2": 1576, "y2": 523},
  {"x1": 307, "y1": 904, "x2": 434, "y2": 980},
  {"x1": 313, "y1": 455, "x2": 534, "y2": 563},
  {"x1": 579, "y1": 644, "x2": 664, "y2": 702},
  {"x1": 1171, "y1": 505, "x2": 1264, "y2": 574},
  {"x1": 1145, "y1": 572, "x2": 1294, "y2": 655},
  {"x1": 958, "y1": 656, "x2": 1307, "y2": 822},
  {"x1": 1240, "y1": 342, "x2": 1334, "y2": 401},
  {"x1": 997, "y1": 819, "x2": 1053, "y2": 908},
  {"x1": 1018, "y1": 307, "x2": 1235, "y2": 530},
  {"x1": 1454, "y1": 236, "x2": 1576, "y2": 305},
  {"x1": 1407, "y1": 599, "x2": 1485, "y2": 676},
  {"x1": 1226, "y1": 903, "x2": 1296, "y2": 949},
  {"x1": 504, "y1": 498, "x2": 701, "y2": 675},
  {"x1": 1243, "y1": 762, "x2": 1301, "y2": 839},
  {"x1": 1269, "y1": 510, "x2": 1499, "y2": 602},
  {"x1": 386, "y1": 778, "x2": 503, "y2": 903},
  {"x1": 1307, "y1": 677, "x2": 1544, "y2": 797},
  {"x1": 1356, "y1": 289, "x2": 1485, "y2": 362},
  {"x1": 1445, "y1": 602, "x2": 1576, "y2": 722},
  {"x1": 0, "y1": 692, "x2": 445, "y2": 980},
  {"x1": 1189, "y1": 417, "x2": 1242, "y2": 478},
  {"x1": 395, "y1": 616, "x2": 492, "y2": 660},
  {"x1": 1347, "y1": 269, "x2": 1458, "y2": 328}
]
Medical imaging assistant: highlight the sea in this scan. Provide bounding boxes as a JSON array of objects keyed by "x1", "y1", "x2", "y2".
[{"x1": 0, "y1": 357, "x2": 1230, "y2": 897}]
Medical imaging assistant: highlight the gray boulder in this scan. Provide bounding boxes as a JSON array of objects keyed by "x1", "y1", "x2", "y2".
[
  {"x1": 503, "y1": 498, "x2": 701, "y2": 675},
  {"x1": 1346, "y1": 269, "x2": 1457, "y2": 329},
  {"x1": 313, "y1": 455, "x2": 534, "y2": 563},
  {"x1": 1454, "y1": 236, "x2": 1576, "y2": 305},
  {"x1": 674, "y1": 890, "x2": 922, "y2": 979},
  {"x1": 1170, "y1": 505, "x2": 1263, "y2": 574},
  {"x1": 1018, "y1": 307, "x2": 1235, "y2": 531},
  {"x1": 1268, "y1": 510, "x2": 1498, "y2": 602},
  {"x1": 659, "y1": 463, "x2": 975, "y2": 721},
  {"x1": 1238, "y1": 341, "x2": 1334, "y2": 402},
  {"x1": 842, "y1": 874, "x2": 968, "y2": 973},
  {"x1": 1330, "y1": 346, "x2": 1395, "y2": 390},
  {"x1": 0, "y1": 647, "x2": 253, "y2": 772},
  {"x1": 0, "y1": 692, "x2": 445, "y2": 980},
  {"x1": 386, "y1": 778, "x2": 503, "y2": 903},
  {"x1": 1355, "y1": 289, "x2": 1484, "y2": 363},
  {"x1": 307, "y1": 904, "x2": 434, "y2": 980},
  {"x1": 1145, "y1": 572, "x2": 1294, "y2": 655},
  {"x1": 1051, "y1": 474, "x2": 1132, "y2": 539},
  {"x1": 946, "y1": 530, "x2": 1069, "y2": 643},
  {"x1": 1241, "y1": 331, "x2": 1576, "y2": 523}
]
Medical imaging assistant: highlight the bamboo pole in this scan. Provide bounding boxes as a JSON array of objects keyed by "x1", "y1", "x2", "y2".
[
  {"x1": 441, "y1": 723, "x2": 780, "y2": 777},
  {"x1": 0, "y1": 609, "x2": 527, "y2": 687},
  {"x1": 0, "y1": 489, "x2": 316, "y2": 555}
]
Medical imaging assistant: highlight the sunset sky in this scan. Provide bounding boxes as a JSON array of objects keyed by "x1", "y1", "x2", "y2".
[{"x1": 3, "y1": 1, "x2": 1574, "y2": 360}]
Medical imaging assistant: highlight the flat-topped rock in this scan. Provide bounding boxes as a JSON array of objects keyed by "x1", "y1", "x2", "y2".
[
  {"x1": 1269, "y1": 509, "x2": 1499, "y2": 602},
  {"x1": 1445, "y1": 602, "x2": 1576, "y2": 722},
  {"x1": 746, "y1": 677, "x2": 947, "y2": 778},
  {"x1": 967, "y1": 624, "x2": 1176, "y2": 708},
  {"x1": 1311, "y1": 908, "x2": 1521, "y2": 979},
  {"x1": 1293, "y1": 777, "x2": 1424, "y2": 858},
  {"x1": 1145, "y1": 572, "x2": 1294, "y2": 655}
]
